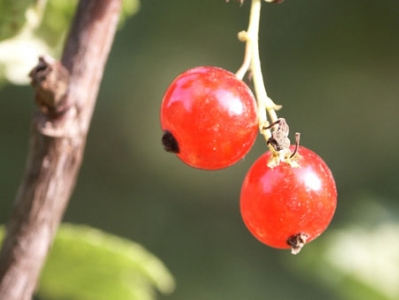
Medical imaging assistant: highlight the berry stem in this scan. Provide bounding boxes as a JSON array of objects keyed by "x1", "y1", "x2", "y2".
[{"x1": 235, "y1": 0, "x2": 281, "y2": 148}]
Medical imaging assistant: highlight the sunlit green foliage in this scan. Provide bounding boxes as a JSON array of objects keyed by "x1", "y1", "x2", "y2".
[
  {"x1": 0, "y1": 224, "x2": 175, "y2": 300},
  {"x1": 0, "y1": 0, "x2": 139, "y2": 85}
]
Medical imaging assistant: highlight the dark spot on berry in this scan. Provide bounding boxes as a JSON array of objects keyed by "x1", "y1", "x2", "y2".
[{"x1": 162, "y1": 130, "x2": 180, "y2": 153}]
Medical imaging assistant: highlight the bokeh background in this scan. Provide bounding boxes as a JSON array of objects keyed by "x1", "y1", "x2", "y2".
[{"x1": 1, "y1": 0, "x2": 399, "y2": 299}]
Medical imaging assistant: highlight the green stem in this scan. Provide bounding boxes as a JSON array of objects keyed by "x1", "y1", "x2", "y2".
[{"x1": 235, "y1": 0, "x2": 281, "y2": 143}]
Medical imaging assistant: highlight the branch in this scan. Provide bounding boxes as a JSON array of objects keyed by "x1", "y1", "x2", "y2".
[{"x1": 0, "y1": 1, "x2": 122, "y2": 299}]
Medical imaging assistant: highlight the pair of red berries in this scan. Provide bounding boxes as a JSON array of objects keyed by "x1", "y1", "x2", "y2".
[{"x1": 160, "y1": 66, "x2": 337, "y2": 254}]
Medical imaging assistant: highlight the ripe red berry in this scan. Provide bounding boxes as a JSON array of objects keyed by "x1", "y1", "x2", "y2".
[
  {"x1": 160, "y1": 66, "x2": 258, "y2": 170},
  {"x1": 240, "y1": 146, "x2": 337, "y2": 254}
]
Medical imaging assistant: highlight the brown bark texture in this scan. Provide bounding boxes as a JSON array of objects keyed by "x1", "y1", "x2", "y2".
[{"x1": 0, "y1": 0, "x2": 122, "y2": 299}]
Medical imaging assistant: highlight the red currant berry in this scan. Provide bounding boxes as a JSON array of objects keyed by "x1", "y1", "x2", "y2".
[
  {"x1": 240, "y1": 146, "x2": 337, "y2": 254},
  {"x1": 160, "y1": 66, "x2": 258, "y2": 170}
]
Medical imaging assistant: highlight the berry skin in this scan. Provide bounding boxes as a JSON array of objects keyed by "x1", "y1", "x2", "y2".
[
  {"x1": 240, "y1": 146, "x2": 337, "y2": 254},
  {"x1": 160, "y1": 66, "x2": 258, "y2": 170}
]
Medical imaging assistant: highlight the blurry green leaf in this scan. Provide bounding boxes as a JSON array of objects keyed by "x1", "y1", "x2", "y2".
[
  {"x1": 0, "y1": 1, "x2": 53, "y2": 85},
  {"x1": 120, "y1": 0, "x2": 140, "y2": 28},
  {"x1": 35, "y1": 0, "x2": 140, "y2": 47},
  {"x1": 0, "y1": 0, "x2": 140, "y2": 86},
  {"x1": 34, "y1": 0, "x2": 77, "y2": 48},
  {"x1": 0, "y1": 30, "x2": 52, "y2": 85},
  {"x1": 38, "y1": 224, "x2": 175, "y2": 300},
  {"x1": 0, "y1": 0, "x2": 31, "y2": 41}
]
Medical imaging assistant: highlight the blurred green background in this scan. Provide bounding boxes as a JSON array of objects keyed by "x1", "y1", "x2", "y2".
[{"x1": 1, "y1": 0, "x2": 399, "y2": 299}]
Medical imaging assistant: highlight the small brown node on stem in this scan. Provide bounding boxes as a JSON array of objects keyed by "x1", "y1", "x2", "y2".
[
  {"x1": 287, "y1": 233, "x2": 309, "y2": 255},
  {"x1": 29, "y1": 56, "x2": 70, "y2": 117},
  {"x1": 162, "y1": 130, "x2": 180, "y2": 153}
]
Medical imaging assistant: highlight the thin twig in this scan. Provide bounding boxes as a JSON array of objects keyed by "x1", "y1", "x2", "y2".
[{"x1": 0, "y1": 1, "x2": 121, "y2": 299}]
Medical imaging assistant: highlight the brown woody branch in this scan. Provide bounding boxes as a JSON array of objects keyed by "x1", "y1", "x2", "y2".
[{"x1": 0, "y1": 0, "x2": 122, "y2": 299}]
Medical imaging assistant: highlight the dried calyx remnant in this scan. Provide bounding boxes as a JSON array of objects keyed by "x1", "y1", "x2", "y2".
[
  {"x1": 287, "y1": 233, "x2": 309, "y2": 255},
  {"x1": 263, "y1": 118, "x2": 300, "y2": 168},
  {"x1": 264, "y1": 118, "x2": 290, "y2": 151},
  {"x1": 162, "y1": 130, "x2": 180, "y2": 153}
]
